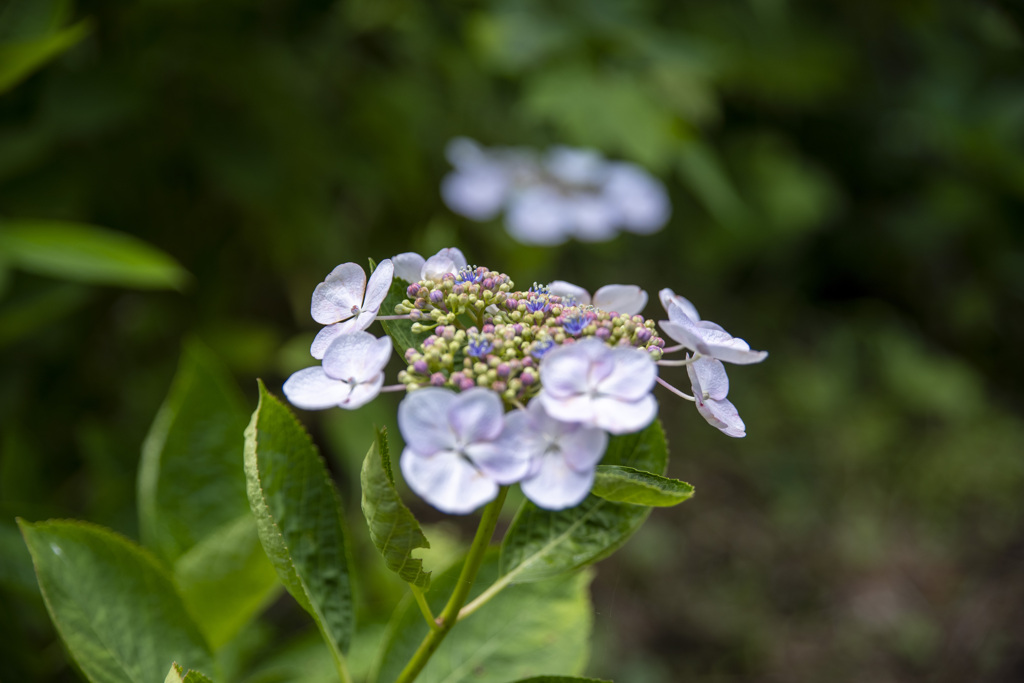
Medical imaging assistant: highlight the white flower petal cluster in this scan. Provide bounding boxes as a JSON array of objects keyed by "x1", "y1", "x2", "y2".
[
  {"x1": 442, "y1": 138, "x2": 670, "y2": 246},
  {"x1": 657, "y1": 288, "x2": 767, "y2": 437},
  {"x1": 311, "y1": 260, "x2": 394, "y2": 359},
  {"x1": 284, "y1": 332, "x2": 392, "y2": 410},
  {"x1": 548, "y1": 280, "x2": 648, "y2": 316}
]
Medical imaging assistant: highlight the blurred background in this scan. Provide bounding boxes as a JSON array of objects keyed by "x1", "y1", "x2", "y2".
[{"x1": 2, "y1": 0, "x2": 1024, "y2": 681}]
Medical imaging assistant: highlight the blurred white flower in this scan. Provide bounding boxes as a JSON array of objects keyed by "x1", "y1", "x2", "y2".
[{"x1": 441, "y1": 138, "x2": 671, "y2": 245}]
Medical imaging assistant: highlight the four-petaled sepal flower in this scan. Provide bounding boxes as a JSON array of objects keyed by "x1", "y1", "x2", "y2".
[
  {"x1": 549, "y1": 280, "x2": 649, "y2": 316},
  {"x1": 284, "y1": 331, "x2": 393, "y2": 410},
  {"x1": 310, "y1": 259, "x2": 394, "y2": 359},
  {"x1": 687, "y1": 356, "x2": 746, "y2": 438},
  {"x1": 398, "y1": 387, "x2": 531, "y2": 514},
  {"x1": 658, "y1": 288, "x2": 768, "y2": 365},
  {"x1": 500, "y1": 399, "x2": 608, "y2": 510},
  {"x1": 537, "y1": 338, "x2": 658, "y2": 434}
]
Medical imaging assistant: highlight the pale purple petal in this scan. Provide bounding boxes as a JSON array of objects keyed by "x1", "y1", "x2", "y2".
[
  {"x1": 505, "y1": 187, "x2": 572, "y2": 246},
  {"x1": 311, "y1": 263, "x2": 365, "y2": 325},
  {"x1": 658, "y1": 319, "x2": 706, "y2": 354},
  {"x1": 659, "y1": 288, "x2": 700, "y2": 322},
  {"x1": 603, "y1": 162, "x2": 670, "y2": 234},
  {"x1": 548, "y1": 280, "x2": 591, "y2": 305},
  {"x1": 447, "y1": 388, "x2": 505, "y2": 445},
  {"x1": 362, "y1": 259, "x2": 394, "y2": 315},
  {"x1": 310, "y1": 322, "x2": 362, "y2": 360},
  {"x1": 435, "y1": 247, "x2": 468, "y2": 271},
  {"x1": 442, "y1": 166, "x2": 508, "y2": 221},
  {"x1": 421, "y1": 254, "x2": 457, "y2": 281},
  {"x1": 593, "y1": 285, "x2": 648, "y2": 316},
  {"x1": 687, "y1": 357, "x2": 729, "y2": 401},
  {"x1": 283, "y1": 367, "x2": 353, "y2": 410},
  {"x1": 465, "y1": 441, "x2": 531, "y2": 484},
  {"x1": 692, "y1": 327, "x2": 769, "y2": 365},
  {"x1": 545, "y1": 146, "x2": 607, "y2": 185},
  {"x1": 400, "y1": 449, "x2": 499, "y2": 515},
  {"x1": 558, "y1": 427, "x2": 608, "y2": 473},
  {"x1": 521, "y1": 454, "x2": 596, "y2": 510},
  {"x1": 398, "y1": 388, "x2": 458, "y2": 456},
  {"x1": 592, "y1": 395, "x2": 658, "y2": 434},
  {"x1": 695, "y1": 396, "x2": 746, "y2": 438},
  {"x1": 392, "y1": 252, "x2": 425, "y2": 283},
  {"x1": 564, "y1": 194, "x2": 620, "y2": 243},
  {"x1": 596, "y1": 347, "x2": 658, "y2": 401},
  {"x1": 537, "y1": 344, "x2": 594, "y2": 398},
  {"x1": 538, "y1": 390, "x2": 597, "y2": 425}
]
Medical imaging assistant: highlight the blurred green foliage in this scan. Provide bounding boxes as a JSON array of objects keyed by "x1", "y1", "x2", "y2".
[{"x1": 2, "y1": 0, "x2": 1023, "y2": 681}]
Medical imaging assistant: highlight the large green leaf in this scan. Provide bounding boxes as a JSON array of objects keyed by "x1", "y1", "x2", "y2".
[
  {"x1": 372, "y1": 551, "x2": 592, "y2": 683},
  {"x1": 244, "y1": 381, "x2": 354, "y2": 662},
  {"x1": 500, "y1": 421, "x2": 668, "y2": 582},
  {"x1": 0, "y1": 20, "x2": 89, "y2": 93},
  {"x1": 18, "y1": 519, "x2": 214, "y2": 683},
  {"x1": 0, "y1": 220, "x2": 189, "y2": 290},
  {"x1": 165, "y1": 663, "x2": 215, "y2": 683},
  {"x1": 360, "y1": 426, "x2": 431, "y2": 589},
  {"x1": 138, "y1": 341, "x2": 279, "y2": 649},
  {"x1": 591, "y1": 465, "x2": 694, "y2": 507}
]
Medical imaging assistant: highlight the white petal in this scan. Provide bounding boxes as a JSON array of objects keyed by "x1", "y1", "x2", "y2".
[
  {"x1": 283, "y1": 367, "x2": 353, "y2": 410},
  {"x1": 538, "y1": 343, "x2": 594, "y2": 398},
  {"x1": 400, "y1": 449, "x2": 499, "y2": 515},
  {"x1": 686, "y1": 357, "x2": 729, "y2": 401},
  {"x1": 322, "y1": 332, "x2": 392, "y2": 383},
  {"x1": 441, "y1": 166, "x2": 508, "y2": 221},
  {"x1": 547, "y1": 280, "x2": 591, "y2": 305},
  {"x1": 521, "y1": 453, "x2": 596, "y2": 510},
  {"x1": 310, "y1": 263, "x2": 365, "y2": 325},
  {"x1": 564, "y1": 194, "x2": 620, "y2": 243},
  {"x1": 659, "y1": 288, "x2": 700, "y2": 322},
  {"x1": 340, "y1": 374, "x2": 384, "y2": 409},
  {"x1": 398, "y1": 388, "x2": 458, "y2": 456},
  {"x1": 557, "y1": 426, "x2": 609, "y2": 473},
  {"x1": 311, "y1": 322, "x2": 358, "y2": 360},
  {"x1": 695, "y1": 396, "x2": 746, "y2": 438},
  {"x1": 447, "y1": 388, "x2": 505, "y2": 445},
  {"x1": 658, "y1": 319, "x2": 705, "y2": 353},
  {"x1": 421, "y1": 254, "x2": 457, "y2": 281},
  {"x1": 596, "y1": 347, "x2": 658, "y2": 401},
  {"x1": 505, "y1": 187, "x2": 572, "y2": 246},
  {"x1": 592, "y1": 395, "x2": 658, "y2": 434},
  {"x1": 362, "y1": 259, "x2": 394, "y2": 316},
  {"x1": 392, "y1": 252, "x2": 425, "y2": 283},
  {"x1": 435, "y1": 247, "x2": 468, "y2": 271},
  {"x1": 694, "y1": 327, "x2": 769, "y2": 365},
  {"x1": 592, "y1": 284, "x2": 648, "y2": 316}
]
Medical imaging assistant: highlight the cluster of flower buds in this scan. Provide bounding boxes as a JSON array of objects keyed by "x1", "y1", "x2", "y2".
[
  {"x1": 284, "y1": 247, "x2": 767, "y2": 515},
  {"x1": 442, "y1": 138, "x2": 671, "y2": 245}
]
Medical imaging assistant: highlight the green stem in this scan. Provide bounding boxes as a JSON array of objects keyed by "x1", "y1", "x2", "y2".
[
  {"x1": 393, "y1": 487, "x2": 508, "y2": 683},
  {"x1": 410, "y1": 585, "x2": 440, "y2": 631}
]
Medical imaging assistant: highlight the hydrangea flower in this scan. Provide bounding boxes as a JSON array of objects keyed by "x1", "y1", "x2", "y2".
[
  {"x1": 398, "y1": 387, "x2": 531, "y2": 514},
  {"x1": 549, "y1": 280, "x2": 648, "y2": 316},
  {"x1": 284, "y1": 332, "x2": 392, "y2": 410},
  {"x1": 441, "y1": 138, "x2": 671, "y2": 245},
  {"x1": 657, "y1": 289, "x2": 768, "y2": 365},
  {"x1": 500, "y1": 399, "x2": 608, "y2": 510},
  {"x1": 310, "y1": 260, "x2": 394, "y2": 359},
  {"x1": 536, "y1": 338, "x2": 659, "y2": 434}
]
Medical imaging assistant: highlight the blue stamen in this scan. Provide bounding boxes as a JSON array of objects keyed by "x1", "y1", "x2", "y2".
[
  {"x1": 531, "y1": 339, "x2": 555, "y2": 358},
  {"x1": 467, "y1": 336, "x2": 494, "y2": 358},
  {"x1": 562, "y1": 314, "x2": 588, "y2": 336}
]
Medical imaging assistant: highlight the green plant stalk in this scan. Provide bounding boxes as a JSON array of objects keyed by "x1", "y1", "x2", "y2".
[{"x1": 392, "y1": 486, "x2": 509, "y2": 683}]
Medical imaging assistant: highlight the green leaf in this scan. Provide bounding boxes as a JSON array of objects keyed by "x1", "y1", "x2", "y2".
[
  {"x1": 360, "y1": 426, "x2": 431, "y2": 589},
  {"x1": 0, "y1": 20, "x2": 90, "y2": 94},
  {"x1": 164, "y1": 662, "x2": 215, "y2": 683},
  {"x1": 372, "y1": 551, "x2": 592, "y2": 683},
  {"x1": 18, "y1": 519, "x2": 214, "y2": 683},
  {"x1": 591, "y1": 465, "x2": 694, "y2": 507},
  {"x1": 500, "y1": 421, "x2": 668, "y2": 582},
  {"x1": 138, "y1": 341, "x2": 279, "y2": 649},
  {"x1": 173, "y1": 515, "x2": 281, "y2": 650},
  {"x1": 0, "y1": 220, "x2": 189, "y2": 290},
  {"x1": 376, "y1": 270, "x2": 429, "y2": 354},
  {"x1": 244, "y1": 381, "x2": 354, "y2": 660}
]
